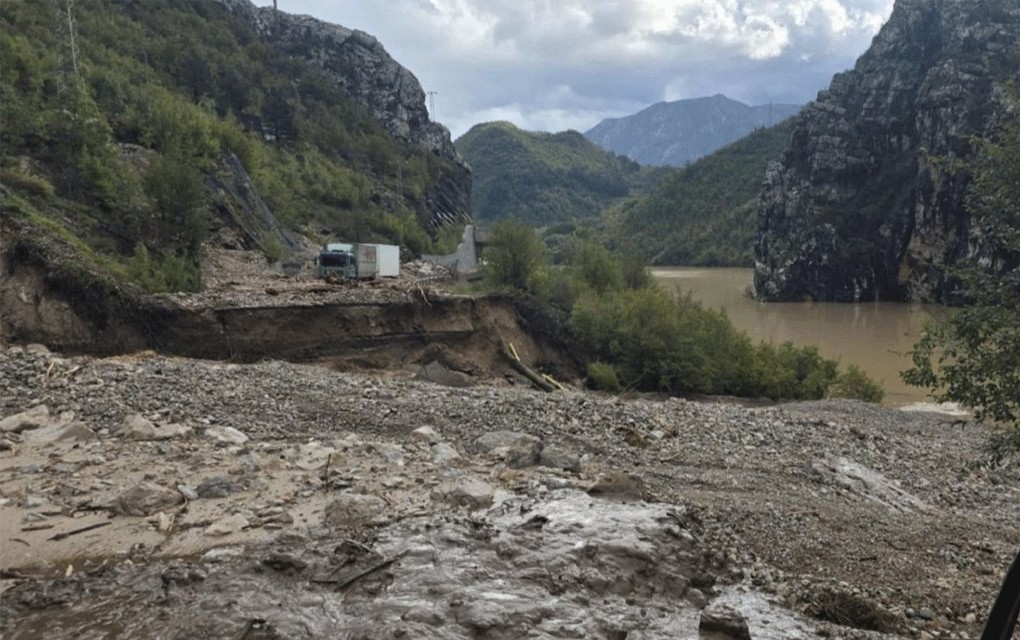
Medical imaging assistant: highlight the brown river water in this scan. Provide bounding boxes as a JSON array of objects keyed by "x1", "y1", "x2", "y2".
[{"x1": 653, "y1": 267, "x2": 955, "y2": 408}]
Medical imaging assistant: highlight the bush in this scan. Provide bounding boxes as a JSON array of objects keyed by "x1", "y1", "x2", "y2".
[
  {"x1": 483, "y1": 219, "x2": 546, "y2": 292},
  {"x1": 828, "y1": 365, "x2": 885, "y2": 403},
  {"x1": 586, "y1": 361, "x2": 622, "y2": 392}
]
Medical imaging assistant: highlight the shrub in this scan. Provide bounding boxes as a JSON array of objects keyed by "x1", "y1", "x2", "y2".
[
  {"x1": 483, "y1": 219, "x2": 546, "y2": 292},
  {"x1": 586, "y1": 361, "x2": 622, "y2": 392},
  {"x1": 828, "y1": 365, "x2": 885, "y2": 403}
]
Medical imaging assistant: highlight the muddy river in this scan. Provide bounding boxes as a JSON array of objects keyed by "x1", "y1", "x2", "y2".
[{"x1": 653, "y1": 268, "x2": 953, "y2": 407}]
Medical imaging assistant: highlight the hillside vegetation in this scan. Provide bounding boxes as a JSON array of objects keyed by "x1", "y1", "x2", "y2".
[
  {"x1": 455, "y1": 121, "x2": 668, "y2": 226},
  {"x1": 602, "y1": 119, "x2": 795, "y2": 266},
  {"x1": 0, "y1": 0, "x2": 462, "y2": 291}
]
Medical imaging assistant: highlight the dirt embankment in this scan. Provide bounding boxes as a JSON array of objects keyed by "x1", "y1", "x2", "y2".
[{"x1": 0, "y1": 219, "x2": 579, "y2": 384}]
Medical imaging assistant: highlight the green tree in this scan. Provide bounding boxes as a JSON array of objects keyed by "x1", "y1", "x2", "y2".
[
  {"x1": 483, "y1": 219, "x2": 547, "y2": 291},
  {"x1": 905, "y1": 111, "x2": 1020, "y2": 460},
  {"x1": 143, "y1": 154, "x2": 209, "y2": 255}
]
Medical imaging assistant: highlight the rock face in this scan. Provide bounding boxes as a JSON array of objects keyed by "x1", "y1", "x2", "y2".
[
  {"x1": 585, "y1": 95, "x2": 801, "y2": 167},
  {"x1": 754, "y1": 0, "x2": 1020, "y2": 302},
  {"x1": 212, "y1": 0, "x2": 471, "y2": 230}
]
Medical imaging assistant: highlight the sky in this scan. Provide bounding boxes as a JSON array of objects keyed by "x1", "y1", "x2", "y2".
[{"x1": 254, "y1": 0, "x2": 896, "y2": 139}]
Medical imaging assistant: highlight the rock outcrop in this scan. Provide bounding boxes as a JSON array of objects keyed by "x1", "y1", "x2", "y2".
[
  {"x1": 212, "y1": 0, "x2": 471, "y2": 230},
  {"x1": 754, "y1": 0, "x2": 1020, "y2": 302}
]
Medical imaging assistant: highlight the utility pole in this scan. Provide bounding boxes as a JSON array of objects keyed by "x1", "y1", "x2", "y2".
[
  {"x1": 427, "y1": 91, "x2": 438, "y2": 121},
  {"x1": 55, "y1": 0, "x2": 83, "y2": 96}
]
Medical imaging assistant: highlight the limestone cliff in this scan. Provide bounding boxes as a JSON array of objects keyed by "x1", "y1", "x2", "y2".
[
  {"x1": 754, "y1": 0, "x2": 1020, "y2": 302},
  {"x1": 213, "y1": 0, "x2": 471, "y2": 230}
]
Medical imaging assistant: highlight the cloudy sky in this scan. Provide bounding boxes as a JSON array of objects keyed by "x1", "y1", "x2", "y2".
[{"x1": 255, "y1": 0, "x2": 896, "y2": 139}]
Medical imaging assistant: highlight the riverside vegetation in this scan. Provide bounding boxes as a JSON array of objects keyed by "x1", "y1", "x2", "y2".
[{"x1": 482, "y1": 219, "x2": 885, "y2": 403}]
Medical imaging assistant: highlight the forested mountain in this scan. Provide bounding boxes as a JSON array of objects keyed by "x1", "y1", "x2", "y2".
[
  {"x1": 455, "y1": 121, "x2": 668, "y2": 226},
  {"x1": 0, "y1": 0, "x2": 468, "y2": 291},
  {"x1": 601, "y1": 119, "x2": 795, "y2": 266},
  {"x1": 585, "y1": 95, "x2": 800, "y2": 167}
]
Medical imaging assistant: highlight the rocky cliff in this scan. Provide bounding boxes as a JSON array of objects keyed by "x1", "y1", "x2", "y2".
[
  {"x1": 213, "y1": 0, "x2": 471, "y2": 230},
  {"x1": 754, "y1": 0, "x2": 1020, "y2": 302}
]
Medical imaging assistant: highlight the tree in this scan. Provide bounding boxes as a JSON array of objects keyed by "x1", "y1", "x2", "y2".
[
  {"x1": 904, "y1": 111, "x2": 1020, "y2": 461},
  {"x1": 483, "y1": 219, "x2": 546, "y2": 291}
]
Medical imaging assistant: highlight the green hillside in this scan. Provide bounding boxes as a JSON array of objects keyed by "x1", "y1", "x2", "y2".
[
  {"x1": 455, "y1": 121, "x2": 668, "y2": 226},
  {"x1": 602, "y1": 119, "x2": 795, "y2": 266},
  {"x1": 0, "y1": 0, "x2": 463, "y2": 291}
]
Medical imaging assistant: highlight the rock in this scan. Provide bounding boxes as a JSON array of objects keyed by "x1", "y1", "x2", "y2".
[
  {"x1": 539, "y1": 445, "x2": 582, "y2": 472},
  {"x1": 410, "y1": 426, "x2": 440, "y2": 444},
  {"x1": 0, "y1": 405, "x2": 51, "y2": 433},
  {"x1": 23, "y1": 495, "x2": 45, "y2": 509},
  {"x1": 177, "y1": 485, "x2": 199, "y2": 501},
  {"x1": 475, "y1": 431, "x2": 542, "y2": 468},
  {"x1": 206, "y1": 425, "x2": 249, "y2": 445},
  {"x1": 118, "y1": 414, "x2": 190, "y2": 441},
  {"x1": 431, "y1": 442, "x2": 461, "y2": 464},
  {"x1": 261, "y1": 552, "x2": 308, "y2": 573},
  {"x1": 150, "y1": 511, "x2": 174, "y2": 532},
  {"x1": 433, "y1": 477, "x2": 495, "y2": 510},
  {"x1": 918, "y1": 607, "x2": 936, "y2": 621},
  {"x1": 114, "y1": 482, "x2": 183, "y2": 517},
  {"x1": 587, "y1": 471, "x2": 645, "y2": 501},
  {"x1": 204, "y1": 513, "x2": 249, "y2": 537},
  {"x1": 686, "y1": 587, "x2": 709, "y2": 609},
  {"x1": 24, "y1": 344, "x2": 51, "y2": 356},
  {"x1": 195, "y1": 476, "x2": 239, "y2": 499},
  {"x1": 24, "y1": 422, "x2": 96, "y2": 445},
  {"x1": 699, "y1": 601, "x2": 751, "y2": 640},
  {"x1": 161, "y1": 564, "x2": 208, "y2": 585},
  {"x1": 807, "y1": 454, "x2": 929, "y2": 513},
  {"x1": 323, "y1": 493, "x2": 386, "y2": 529}
]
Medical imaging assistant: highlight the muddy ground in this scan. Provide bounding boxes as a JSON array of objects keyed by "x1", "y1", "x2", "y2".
[{"x1": 1, "y1": 342, "x2": 1017, "y2": 639}]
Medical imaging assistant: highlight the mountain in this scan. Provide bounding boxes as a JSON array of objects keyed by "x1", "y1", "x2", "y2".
[
  {"x1": 602, "y1": 119, "x2": 795, "y2": 266},
  {"x1": 754, "y1": 0, "x2": 1020, "y2": 302},
  {"x1": 0, "y1": 0, "x2": 469, "y2": 291},
  {"x1": 455, "y1": 122, "x2": 668, "y2": 226},
  {"x1": 585, "y1": 95, "x2": 801, "y2": 167}
]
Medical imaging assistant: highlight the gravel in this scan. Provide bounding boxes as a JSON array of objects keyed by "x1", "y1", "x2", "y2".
[{"x1": 1, "y1": 344, "x2": 1017, "y2": 639}]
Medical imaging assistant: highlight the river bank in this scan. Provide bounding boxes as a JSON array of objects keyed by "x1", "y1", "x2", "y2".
[
  {"x1": 1, "y1": 344, "x2": 1016, "y2": 639},
  {"x1": 653, "y1": 268, "x2": 953, "y2": 407}
]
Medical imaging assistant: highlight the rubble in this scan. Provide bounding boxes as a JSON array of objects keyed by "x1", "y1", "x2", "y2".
[{"x1": 0, "y1": 346, "x2": 1017, "y2": 639}]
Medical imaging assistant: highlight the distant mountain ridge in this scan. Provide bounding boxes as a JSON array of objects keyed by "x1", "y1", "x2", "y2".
[{"x1": 585, "y1": 95, "x2": 801, "y2": 167}]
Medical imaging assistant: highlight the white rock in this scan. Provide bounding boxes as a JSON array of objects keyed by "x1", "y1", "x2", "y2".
[
  {"x1": 0, "y1": 405, "x2": 51, "y2": 433},
  {"x1": 432, "y1": 442, "x2": 461, "y2": 464},
  {"x1": 411, "y1": 426, "x2": 440, "y2": 444},
  {"x1": 206, "y1": 425, "x2": 249, "y2": 445},
  {"x1": 119, "y1": 414, "x2": 190, "y2": 441}
]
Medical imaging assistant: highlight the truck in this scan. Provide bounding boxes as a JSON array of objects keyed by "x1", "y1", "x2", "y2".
[{"x1": 315, "y1": 242, "x2": 400, "y2": 280}]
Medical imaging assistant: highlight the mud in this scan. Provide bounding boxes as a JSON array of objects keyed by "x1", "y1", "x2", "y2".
[{"x1": 2, "y1": 491, "x2": 827, "y2": 640}]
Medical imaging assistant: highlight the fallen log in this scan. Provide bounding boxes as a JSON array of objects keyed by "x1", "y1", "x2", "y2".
[{"x1": 500, "y1": 340, "x2": 556, "y2": 392}]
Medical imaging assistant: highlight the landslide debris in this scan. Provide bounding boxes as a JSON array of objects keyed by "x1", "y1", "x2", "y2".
[{"x1": 1, "y1": 345, "x2": 1017, "y2": 639}]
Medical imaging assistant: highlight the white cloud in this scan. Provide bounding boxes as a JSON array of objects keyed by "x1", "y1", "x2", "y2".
[{"x1": 259, "y1": 0, "x2": 896, "y2": 137}]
